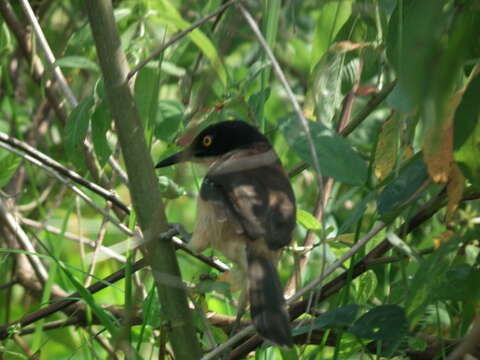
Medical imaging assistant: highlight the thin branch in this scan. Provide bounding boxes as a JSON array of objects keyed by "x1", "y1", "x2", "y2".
[
  {"x1": 18, "y1": 0, "x2": 129, "y2": 185},
  {"x1": 19, "y1": 0, "x2": 77, "y2": 107},
  {"x1": 0, "y1": 199, "x2": 49, "y2": 282},
  {"x1": 21, "y1": 217, "x2": 127, "y2": 263},
  {"x1": 127, "y1": 0, "x2": 237, "y2": 81},
  {"x1": 0, "y1": 142, "x2": 132, "y2": 236},
  {"x1": 0, "y1": 258, "x2": 146, "y2": 340},
  {"x1": 0, "y1": 0, "x2": 67, "y2": 121},
  {"x1": 289, "y1": 221, "x2": 386, "y2": 303},
  {"x1": 16, "y1": 181, "x2": 55, "y2": 212}
]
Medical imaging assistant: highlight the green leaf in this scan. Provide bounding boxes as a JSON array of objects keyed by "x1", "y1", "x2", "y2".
[
  {"x1": 385, "y1": 0, "x2": 445, "y2": 112},
  {"x1": 434, "y1": 263, "x2": 480, "y2": 302},
  {"x1": 454, "y1": 74, "x2": 480, "y2": 189},
  {"x1": 296, "y1": 209, "x2": 321, "y2": 231},
  {"x1": 386, "y1": 232, "x2": 421, "y2": 262},
  {"x1": 280, "y1": 116, "x2": 368, "y2": 185},
  {"x1": 158, "y1": 176, "x2": 186, "y2": 199},
  {"x1": 339, "y1": 192, "x2": 375, "y2": 234},
  {"x1": 454, "y1": 74, "x2": 480, "y2": 150},
  {"x1": 58, "y1": 260, "x2": 119, "y2": 337},
  {"x1": 156, "y1": 0, "x2": 227, "y2": 86},
  {"x1": 353, "y1": 270, "x2": 378, "y2": 304},
  {"x1": 248, "y1": 88, "x2": 271, "y2": 120},
  {"x1": 54, "y1": 56, "x2": 99, "y2": 72},
  {"x1": 65, "y1": 96, "x2": 95, "y2": 170},
  {"x1": 377, "y1": 156, "x2": 428, "y2": 216},
  {"x1": 91, "y1": 101, "x2": 112, "y2": 167},
  {"x1": 154, "y1": 100, "x2": 184, "y2": 143},
  {"x1": 350, "y1": 305, "x2": 408, "y2": 341},
  {"x1": 293, "y1": 304, "x2": 359, "y2": 335},
  {"x1": 143, "y1": 286, "x2": 162, "y2": 328},
  {"x1": 196, "y1": 278, "x2": 230, "y2": 295},
  {"x1": 134, "y1": 65, "x2": 160, "y2": 131},
  {"x1": 404, "y1": 232, "x2": 468, "y2": 318},
  {"x1": 0, "y1": 151, "x2": 21, "y2": 188},
  {"x1": 454, "y1": 119, "x2": 480, "y2": 189},
  {"x1": 311, "y1": 1, "x2": 352, "y2": 70}
]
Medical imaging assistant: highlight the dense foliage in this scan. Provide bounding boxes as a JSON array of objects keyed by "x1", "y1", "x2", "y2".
[{"x1": 0, "y1": 0, "x2": 479, "y2": 359}]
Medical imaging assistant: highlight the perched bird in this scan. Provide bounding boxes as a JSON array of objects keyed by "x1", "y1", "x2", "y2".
[{"x1": 156, "y1": 120, "x2": 296, "y2": 347}]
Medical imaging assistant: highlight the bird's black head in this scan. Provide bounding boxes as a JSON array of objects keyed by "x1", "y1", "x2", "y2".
[{"x1": 156, "y1": 120, "x2": 269, "y2": 168}]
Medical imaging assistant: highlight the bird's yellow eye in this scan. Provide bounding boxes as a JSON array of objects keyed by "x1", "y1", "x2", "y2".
[{"x1": 202, "y1": 135, "x2": 213, "y2": 147}]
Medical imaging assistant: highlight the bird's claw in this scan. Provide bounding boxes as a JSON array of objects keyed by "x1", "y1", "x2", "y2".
[{"x1": 163, "y1": 222, "x2": 192, "y2": 243}]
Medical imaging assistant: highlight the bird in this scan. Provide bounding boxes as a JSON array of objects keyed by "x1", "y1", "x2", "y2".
[{"x1": 155, "y1": 120, "x2": 296, "y2": 347}]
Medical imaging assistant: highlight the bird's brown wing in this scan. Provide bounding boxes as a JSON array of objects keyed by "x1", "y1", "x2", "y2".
[{"x1": 200, "y1": 147, "x2": 296, "y2": 250}]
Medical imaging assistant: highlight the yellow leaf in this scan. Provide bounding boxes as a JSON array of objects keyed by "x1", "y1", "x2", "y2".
[
  {"x1": 446, "y1": 163, "x2": 465, "y2": 223},
  {"x1": 403, "y1": 145, "x2": 414, "y2": 161},
  {"x1": 423, "y1": 90, "x2": 464, "y2": 183},
  {"x1": 374, "y1": 112, "x2": 398, "y2": 181},
  {"x1": 433, "y1": 230, "x2": 454, "y2": 249}
]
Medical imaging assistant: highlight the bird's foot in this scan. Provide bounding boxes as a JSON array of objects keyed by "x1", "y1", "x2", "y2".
[{"x1": 159, "y1": 223, "x2": 192, "y2": 243}]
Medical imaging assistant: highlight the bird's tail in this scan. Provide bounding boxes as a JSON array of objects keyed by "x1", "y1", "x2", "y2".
[{"x1": 246, "y1": 246, "x2": 293, "y2": 347}]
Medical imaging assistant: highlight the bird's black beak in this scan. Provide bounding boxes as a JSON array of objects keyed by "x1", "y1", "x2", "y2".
[{"x1": 155, "y1": 148, "x2": 192, "y2": 168}]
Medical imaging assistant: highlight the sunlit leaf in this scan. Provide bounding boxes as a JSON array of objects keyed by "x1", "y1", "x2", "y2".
[
  {"x1": 374, "y1": 112, "x2": 398, "y2": 181},
  {"x1": 135, "y1": 65, "x2": 160, "y2": 132},
  {"x1": 353, "y1": 270, "x2": 378, "y2": 304},
  {"x1": 386, "y1": 232, "x2": 421, "y2": 262},
  {"x1": 308, "y1": 42, "x2": 367, "y2": 124},
  {"x1": 55, "y1": 56, "x2": 99, "y2": 72},
  {"x1": 311, "y1": 1, "x2": 353, "y2": 69},
  {"x1": 297, "y1": 209, "x2": 321, "y2": 231}
]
